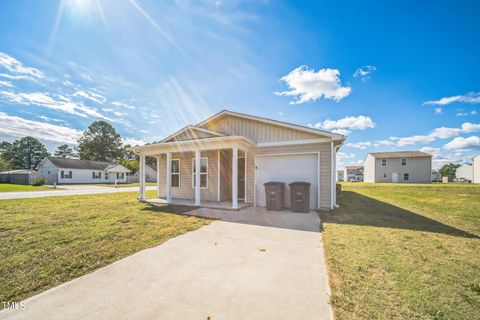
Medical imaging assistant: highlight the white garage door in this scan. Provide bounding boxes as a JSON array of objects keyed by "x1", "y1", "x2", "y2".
[{"x1": 256, "y1": 154, "x2": 318, "y2": 210}]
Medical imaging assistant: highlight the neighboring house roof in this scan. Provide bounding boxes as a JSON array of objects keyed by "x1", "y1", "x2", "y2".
[
  {"x1": 196, "y1": 109, "x2": 345, "y2": 141},
  {"x1": 0, "y1": 170, "x2": 35, "y2": 174},
  {"x1": 45, "y1": 157, "x2": 131, "y2": 172},
  {"x1": 345, "y1": 165, "x2": 363, "y2": 169},
  {"x1": 369, "y1": 151, "x2": 432, "y2": 158}
]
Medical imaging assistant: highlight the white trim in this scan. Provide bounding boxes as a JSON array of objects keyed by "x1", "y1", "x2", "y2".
[
  {"x1": 160, "y1": 125, "x2": 224, "y2": 143},
  {"x1": 166, "y1": 152, "x2": 172, "y2": 203},
  {"x1": 257, "y1": 138, "x2": 330, "y2": 147},
  {"x1": 192, "y1": 157, "x2": 208, "y2": 189},
  {"x1": 217, "y1": 149, "x2": 221, "y2": 202},
  {"x1": 244, "y1": 151, "x2": 247, "y2": 204},
  {"x1": 139, "y1": 154, "x2": 145, "y2": 200},
  {"x1": 156, "y1": 157, "x2": 161, "y2": 198},
  {"x1": 171, "y1": 159, "x2": 180, "y2": 188},
  {"x1": 330, "y1": 142, "x2": 334, "y2": 210},
  {"x1": 253, "y1": 151, "x2": 321, "y2": 210},
  {"x1": 232, "y1": 146, "x2": 238, "y2": 209},
  {"x1": 194, "y1": 151, "x2": 201, "y2": 205},
  {"x1": 196, "y1": 110, "x2": 344, "y2": 141}
]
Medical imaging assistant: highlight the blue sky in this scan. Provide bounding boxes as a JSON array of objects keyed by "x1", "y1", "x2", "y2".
[{"x1": 0, "y1": 0, "x2": 479, "y2": 168}]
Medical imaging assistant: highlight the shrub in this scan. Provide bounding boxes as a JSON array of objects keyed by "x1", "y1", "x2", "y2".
[{"x1": 31, "y1": 177, "x2": 46, "y2": 186}]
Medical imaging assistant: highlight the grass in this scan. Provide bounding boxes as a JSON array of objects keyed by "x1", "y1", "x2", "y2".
[
  {"x1": 321, "y1": 183, "x2": 480, "y2": 320},
  {"x1": 94, "y1": 182, "x2": 157, "y2": 188},
  {"x1": 0, "y1": 183, "x2": 53, "y2": 192},
  {"x1": 0, "y1": 190, "x2": 210, "y2": 305}
]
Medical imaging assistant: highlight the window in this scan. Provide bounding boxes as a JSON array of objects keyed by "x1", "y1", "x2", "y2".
[
  {"x1": 105, "y1": 173, "x2": 109, "y2": 180},
  {"x1": 383, "y1": 173, "x2": 387, "y2": 178},
  {"x1": 404, "y1": 173, "x2": 409, "y2": 181},
  {"x1": 381, "y1": 159, "x2": 387, "y2": 166},
  {"x1": 192, "y1": 158, "x2": 208, "y2": 188},
  {"x1": 92, "y1": 172, "x2": 102, "y2": 179},
  {"x1": 401, "y1": 158, "x2": 407, "y2": 166},
  {"x1": 117, "y1": 172, "x2": 124, "y2": 179},
  {"x1": 171, "y1": 159, "x2": 180, "y2": 188},
  {"x1": 61, "y1": 170, "x2": 72, "y2": 179}
]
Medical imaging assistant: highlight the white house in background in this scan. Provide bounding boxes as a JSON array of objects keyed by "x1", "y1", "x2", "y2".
[
  {"x1": 343, "y1": 165, "x2": 364, "y2": 182},
  {"x1": 473, "y1": 154, "x2": 480, "y2": 183},
  {"x1": 455, "y1": 164, "x2": 473, "y2": 181},
  {"x1": 37, "y1": 157, "x2": 131, "y2": 185},
  {"x1": 364, "y1": 151, "x2": 432, "y2": 183},
  {"x1": 129, "y1": 164, "x2": 157, "y2": 183},
  {"x1": 336, "y1": 170, "x2": 344, "y2": 181}
]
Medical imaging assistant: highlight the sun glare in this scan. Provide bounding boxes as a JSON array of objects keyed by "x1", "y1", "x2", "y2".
[{"x1": 66, "y1": 0, "x2": 94, "y2": 14}]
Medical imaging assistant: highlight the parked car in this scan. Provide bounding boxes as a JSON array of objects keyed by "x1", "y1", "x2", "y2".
[{"x1": 453, "y1": 177, "x2": 471, "y2": 183}]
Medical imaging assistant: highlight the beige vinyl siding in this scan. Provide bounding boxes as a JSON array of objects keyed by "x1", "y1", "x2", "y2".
[
  {"x1": 201, "y1": 115, "x2": 320, "y2": 143},
  {"x1": 166, "y1": 128, "x2": 218, "y2": 142},
  {"x1": 252, "y1": 142, "x2": 332, "y2": 210},
  {"x1": 363, "y1": 154, "x2": 375, "y2": 183},
  {"x1": 370, "y1": 156, "x2": 432, "y2": 183},
  {"x1": 158, "y1": 150, "x2": 220, "y2": 201}
]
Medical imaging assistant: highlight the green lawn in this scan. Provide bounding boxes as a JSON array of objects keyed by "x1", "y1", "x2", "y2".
[
  {"x1": 321, "y1": 183, "x2": 480, "y2": 320},
  {"x1": 94, "y1": 182, "x2": 157, "y2": 188},
  {"x1": 0, "y1": 191, "x2": 210, "y2": 305},
  {"x1": 0, "y1": 183, "x2": 53, "y2": 192}
]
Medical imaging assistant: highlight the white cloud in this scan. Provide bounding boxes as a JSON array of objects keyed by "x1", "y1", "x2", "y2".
[
  {"x1": 423, "y1": 92, "x2": 480, "y2": 106},
  {"x1": 0, "y1": 80, "x2": 13, "y2": 87},
  {"x1": 314, "y1": 115, "x2": 376, "y2": 131},
  {"x1": 332, "y1": 128, "x2": 351, "y2": 135},
  {"x1": 38, "y1": 115, "x2": 68, "y2": 124},
  {"x1": 274, "y1": 66, "x2": 351, "y2": 104},
  {"x1": 346, "y1": 141, "x2": 372, "y2": 149},
  {"x1": 73, "y1": 90, "x2": 106, "y2": 104},
  {"x1": 353, "y1": 65, "x2": 376, "y2": 81},
  {"x1": 0, "y1": 52, "x2": 44, "y2": 79},
  {"x1": 112, "y1": 101, "x2": 136, "y2": 110},
  {"x1": 0, "y1": 112, "x2": 82, "y2": 144},
  {"x1": 434, "y1": 107, "x2": 442, "y2": 114},
  {"x1": 123, "y1": 137, "x2": 146, "y2": 146},
  {"x1": 456, "y1": 110, "x2": 477, "y2": 117},
  {"x1": 444, "y1": 136, "x2": 480, "y2": 150},
  {"x1": 0, "y1": 90, "x2": 111, "y2": 120}
]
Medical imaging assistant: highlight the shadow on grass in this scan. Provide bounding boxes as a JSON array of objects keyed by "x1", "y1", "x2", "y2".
[
  {"x1": 142, "y1": 203, "x2": 199, "y2": 215},
  {"x1": 321, "y1": 191, "x2": 478, "y2": 239}
]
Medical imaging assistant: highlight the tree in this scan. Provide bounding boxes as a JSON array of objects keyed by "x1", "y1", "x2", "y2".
[
  {"x1": 54, "y1": 144, "x2": 76, "y2": 158},
  {"x1": 7, "y1": 137, "x2": 49, "y2": 169},
  {"x1": 0, "y1": 157, "x2": 11, "y2": 172},
  {"x1": 120, "y1": 159, "x2": 139, "y2": 173},
  {"x1": 439, "y1": 163, "x2": 460, "y2": 178},
  {"x1": 0, "y1": 141, "x2": 12, "y2": 154},
  {"x1": 77, "y1": 121, "x2": 124, "y2": 162}
]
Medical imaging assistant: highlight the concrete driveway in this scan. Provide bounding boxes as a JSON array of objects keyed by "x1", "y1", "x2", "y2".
[{"x1": 0, "y1": 209, "x2": 333, "y2": 320}]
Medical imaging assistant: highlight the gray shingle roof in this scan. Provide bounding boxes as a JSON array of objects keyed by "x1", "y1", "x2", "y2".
[
  {"x1": 46, "y1": 157, "x2": 114, "y2": 170},
  {"x1": 369, "y1": 151, "x2": 432, "y2": 158}
]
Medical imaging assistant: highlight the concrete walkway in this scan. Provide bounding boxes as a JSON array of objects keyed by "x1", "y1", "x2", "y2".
[
  {"x1": 0, "y1": 186, "x2": 156, "y2": 200},
  {"x1": 0, "y1": 210, "x2": 333, "y2": 320}
]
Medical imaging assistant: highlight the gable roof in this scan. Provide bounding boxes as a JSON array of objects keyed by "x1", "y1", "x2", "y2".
[
  {"x1": 345, "y1": 165, "x2": 363, "y2": 169},
  {"x1": 160, "y1": 125, "x2": 225, "y2": 143},
  {"x1": 196, "y1": 110, "x2": 345, "y2": 141},
  {"x1": 369, "y1": 151, "x2": 432, "y2": 158},
  {"x1": 45, "y1": 157, "x2": 127, "y2": 171}
]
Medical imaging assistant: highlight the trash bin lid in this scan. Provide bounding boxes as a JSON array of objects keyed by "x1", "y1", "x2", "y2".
[
  {"x1": 263, "y1": 181, "x2": 285, "y2": 187},
  {"x1": 289, "y1": 181, "x2": 311, "y2": 187}
]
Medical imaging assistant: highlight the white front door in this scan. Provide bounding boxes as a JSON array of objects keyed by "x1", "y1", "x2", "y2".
[
  {"x1": 392, "y1": 172, "x2": 399, "y2": 183},
  {"x1": 255, "y1": 154, "x2": 318, "y2": 209}
]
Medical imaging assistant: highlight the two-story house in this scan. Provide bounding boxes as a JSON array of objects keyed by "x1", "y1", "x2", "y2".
[{"x1": 363, "y1": 151, "x2": 432, "y2": 183}]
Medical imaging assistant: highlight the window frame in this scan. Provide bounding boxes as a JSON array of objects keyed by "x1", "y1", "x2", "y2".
[
  {"x1": 171, "y1": 159, "x2": 180, "y2": 188},
  {"x1": 191, "y1": 157, "x2": 208, "y2": 189},
  {"x1": 403, "y1": 173, "x2": 409, "y2": 181},
  {"x1": 401, "y1": 158, "x2": 407, "y2": 166},
  {"x1": 92, "y1": 171, "x2": 102, "y2": 179},
  {"x1": 381, "y1": 159, "x2": 387, "y2": 166},
  {"x1": 61, "y1": 170, "x2": 72, "y2": 179}
]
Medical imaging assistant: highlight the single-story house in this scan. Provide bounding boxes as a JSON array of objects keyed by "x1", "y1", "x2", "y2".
[
  {"x1": 473, "y1": 154, "x2": 480, "y2": 183},
  {"x1": 343, "y1": 165, "x2": 364, "y2": 182},
  {"x1": 364, "y1": 151, "x2": 432, "y2": 183},
  {"x1": 37, "y1": 157, "x2": 131, "y2": 185},
  {"x1": 129, "y1": 164, "x2": 157, "y2": 183},
  {"x1": 455, "y1": 163, "x2": 473, "y2": 181},
  {"x1": 133, "y1": 110, "x2": 345, "y2": 210}
]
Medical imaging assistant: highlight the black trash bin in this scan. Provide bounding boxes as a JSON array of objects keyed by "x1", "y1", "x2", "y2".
[
  {"x1": 264, "y1": 182, "x2": 285, "y2": 211},
  {"x1": 289, "y1": 182, "x2": 310, "y2": 213}
]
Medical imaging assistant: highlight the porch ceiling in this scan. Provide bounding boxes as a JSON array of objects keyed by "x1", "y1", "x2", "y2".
[{"x1": 134, "y1": 135, "x2": 255, "y2": 156}]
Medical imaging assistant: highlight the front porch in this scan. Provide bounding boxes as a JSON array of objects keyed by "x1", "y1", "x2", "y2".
[
  {"x1": 142, "y1": 198, "x2": 250, "y2": 211},
  {"x1": 135, "y1": 135, "x2": 256, "y2": 209}
]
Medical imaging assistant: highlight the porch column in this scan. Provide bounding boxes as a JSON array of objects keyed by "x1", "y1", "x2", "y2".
[
  {"x1": 232, "y1": 146, "x2": 238, "y2": 209},
  {"x1": 156, "y1": 156, "x2": 161, "y2": 198},
  {"x1": 166, "y1": 152, "x2": 172, "y2": 203},
  {"x1": 195, "y1": 150, "x2": 201, "y2": 206},
  {"x1": 139, "y1": 154, "x2": 146, "y2": 200}
]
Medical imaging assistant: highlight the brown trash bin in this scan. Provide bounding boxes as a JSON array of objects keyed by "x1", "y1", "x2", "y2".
[
  {"x1": 264, "y1": 182, "x2": 285, "y2": 211},
  {"x1": 289, "y1": 182, "x2": 310, "y2": 213}
]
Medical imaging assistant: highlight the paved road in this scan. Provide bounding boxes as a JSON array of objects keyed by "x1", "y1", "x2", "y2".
[
  {"x1": 0, "y1": 186, "x2": 156, "y2": 200},
  {"x1": 0, "y1": 209, "x2": 333, "y2": 320}
]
